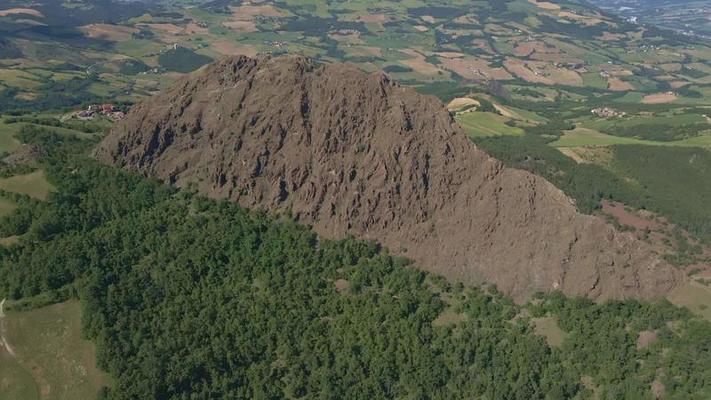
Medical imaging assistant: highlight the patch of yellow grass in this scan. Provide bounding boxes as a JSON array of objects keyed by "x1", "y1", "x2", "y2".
[
  {"x1": 642, "y1": 92, "x2": 677, "y2": 104},
  {"x1": 79, "y1": 24, "x2": 137, "y2": 42},
  {"x1": 0, "y1": 170, "x2": 54, "y2": 200},
  {"x1": 2, "y1": 301, "x2": 111, "y2": 399},
  {"x1": 0, "y1": 235, "x2": 20, "y2": 246},
  {"x1": 558, "y1": 11, "x2": 604, "y2": 26},
  {"x1": 0, "y1": 8, "x2": 43, "y2": 17},
  {"x1": 399, "y1": 49, "x2": 443, "y2": 76},
  {"x1": 528, "y1": 0, "x2": 560, "y2": 10},
  {"x1": 211, "y1": 40, "x2": 257, "y2": 57},
  {"x1": 533, "y1": 316, "x2": 567, "y2": 347},
  {"x1": 432, "y1": 307, "x2": 468, "y2": 327},
  {"x1": 0, "y1": 69, "x2": 41, "y2": 90},
  {"x1": 447, "y1": 97, "x2": 480, "y2": 112},
  {"x1": 608, "y1": 78, "x2": 634, "y2": 91}
]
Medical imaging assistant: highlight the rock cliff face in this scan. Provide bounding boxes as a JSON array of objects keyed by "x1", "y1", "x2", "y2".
[{"x1": 95, "y1": 55, "x2": 681, "y2": 302}]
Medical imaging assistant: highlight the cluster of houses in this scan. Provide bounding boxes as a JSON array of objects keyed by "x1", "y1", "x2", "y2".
[
  {"x1": 591, "y1": 107, "x2": 626, "y2": 118},
  {"x1": 264, "y1": 40, "x2": 288, "y2": 48},
  {"x1": 74, "y1": 104, "x2": 125, "y2": 121}
]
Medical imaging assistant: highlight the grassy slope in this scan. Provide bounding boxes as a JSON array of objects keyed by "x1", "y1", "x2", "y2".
[
  {"x1": 551, "y1": 127, "x2": 711, "y2": 148},
  {"x1": 0, "y1": 301, "x2": 110, "y2": 400},
  {"x1": 668, "y1": 281, "x2": 711, "y2": 322},
  {"x1": 0, "y1": 170, "x2": 54, "y2": 200},
  {"x1": 0, "y1": 119, "x2": 24, "y2": 154},
  {"x1": 532, "y1": 316, "x2": 568, "y2": 347},
  {"x1": 456, "y1": 112, "x2": 525, "y2": 138}
]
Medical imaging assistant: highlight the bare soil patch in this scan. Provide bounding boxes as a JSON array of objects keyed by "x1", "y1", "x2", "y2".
[
  {"x1": 212, "y1": 40, "x2": 257, "y2": 57},
  {"x1": 527, "y1": 0, "x2": 560, "y2": 10},
  {"x1": 399, "y1": 49, "x2": 442, "y2": 76},
  {"x1": 608, "y1": 78, "x2": 634, "y2": 91},
  {"x1": 185, "y1": 22, "x2": 209, "y2": 35},
  {"x1": 443, "y1": 57, "x2": 513, "y2": 80},
  {"x1": 513, "y1": 43, "x2": 535, "y2": 57},
  {"x1": 659, "y1": 63, "x2": 682, "y2": 72},
  {"x1": 334, "y1": 279, "x2": 349, "y2": 293},
  {"x1": 79, "y1": 24, "x2": 137, "y2": 42},
  {"x1": 351, "y1": 13, "x2": 390, "y2": 23},
  {"x1": 447, "y1": 97, "x2": 479, "y2": 112},
  {"x1": 642, "y1": 92, "x2": 677, "y2": 104},
  {"x1": 505, "y1": 59, "x2": 551, "y2": 84},
  {"x1": 602, "y1": 200, "x2": 659, "y2": 231},
  {"x1": 222, "y1": 20, "x2": 257, "y2": 32},
  {"x1": 637, "y1": 330, "x2": 658, "y2": 349},
  {"x1": 651, "y1": 379, "x2": 665, "y2": 399}
]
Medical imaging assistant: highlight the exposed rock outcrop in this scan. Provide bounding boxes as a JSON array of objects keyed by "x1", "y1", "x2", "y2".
[{"x1": 95, "y1": 55, "x2": 681, "y2": 302}]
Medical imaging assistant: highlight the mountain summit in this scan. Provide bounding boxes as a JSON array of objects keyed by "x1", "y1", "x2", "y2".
[{"x1": 95, "y1": 55, "x2": 680, "y2": 301}]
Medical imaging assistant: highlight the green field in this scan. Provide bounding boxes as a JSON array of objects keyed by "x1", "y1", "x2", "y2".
[
  {"x1": 0, "y1": 119, "x2": 24, "y2": 153},
  {"x1": 456, "y1": 112, "x2": 525, "y2": 138},
  {"x1": 0, "y1": 170, "x2": 55, "y2": 200},
  {"x1": 0, "y1": 300, "x2": 110, "y2": 400},
  {"x1": 551, "y1": 127, "x2": 711, "y2": 148}
]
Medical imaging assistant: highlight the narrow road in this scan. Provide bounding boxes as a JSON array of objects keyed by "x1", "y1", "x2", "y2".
[{"x1": 0, "y1": 298, "x2": 15, "y2": 356}]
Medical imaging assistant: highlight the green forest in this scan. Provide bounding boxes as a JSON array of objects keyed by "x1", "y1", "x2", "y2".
[{"x1": 0, "y1": 130, "x2": 709, "y2": 399}]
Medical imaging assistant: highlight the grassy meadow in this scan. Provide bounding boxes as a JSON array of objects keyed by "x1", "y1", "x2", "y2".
[
  {"x1": 0, "y1": 300, "x2": 110, "y2": 400},
  {"x1": 0, "y1": 170, "x2": 54, "y2": 200},
  {"x1": 456, "y1": 111, "x2": 525, "y2": 138}
]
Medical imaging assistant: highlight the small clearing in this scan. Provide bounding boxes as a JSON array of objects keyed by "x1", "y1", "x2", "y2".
[
  {"x1": 667, "y1": 281, "x2": 711, "y2": 321},
  {"x1": 0, "y1": 170, "x2": 54, "y2": 200},
  {"x1": 532, "y1": 316, "x2": 567, "y2": 347},
  {"x1": 447, "y1": 97, "x2": 479, "y2": 112},
  {"x1": 637, "y1": 330, "x2": 658, "y2": 349},
  {"x1": 1, "y1": 300, "x2": 111, "y2": 399},
  {"x1": 601, "y1": 200, "x2": 659, "y2": 231},
  {"x1": 432, "y1": 307, "x2": 468, "y2": 327},
  {"x1": 334, "y1": 279, "x2": 349, "y2": 293}
]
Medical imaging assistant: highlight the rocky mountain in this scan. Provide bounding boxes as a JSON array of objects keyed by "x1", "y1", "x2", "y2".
[{"x1": 95, "y1": 55, "x2": 681, "y2": 302}]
